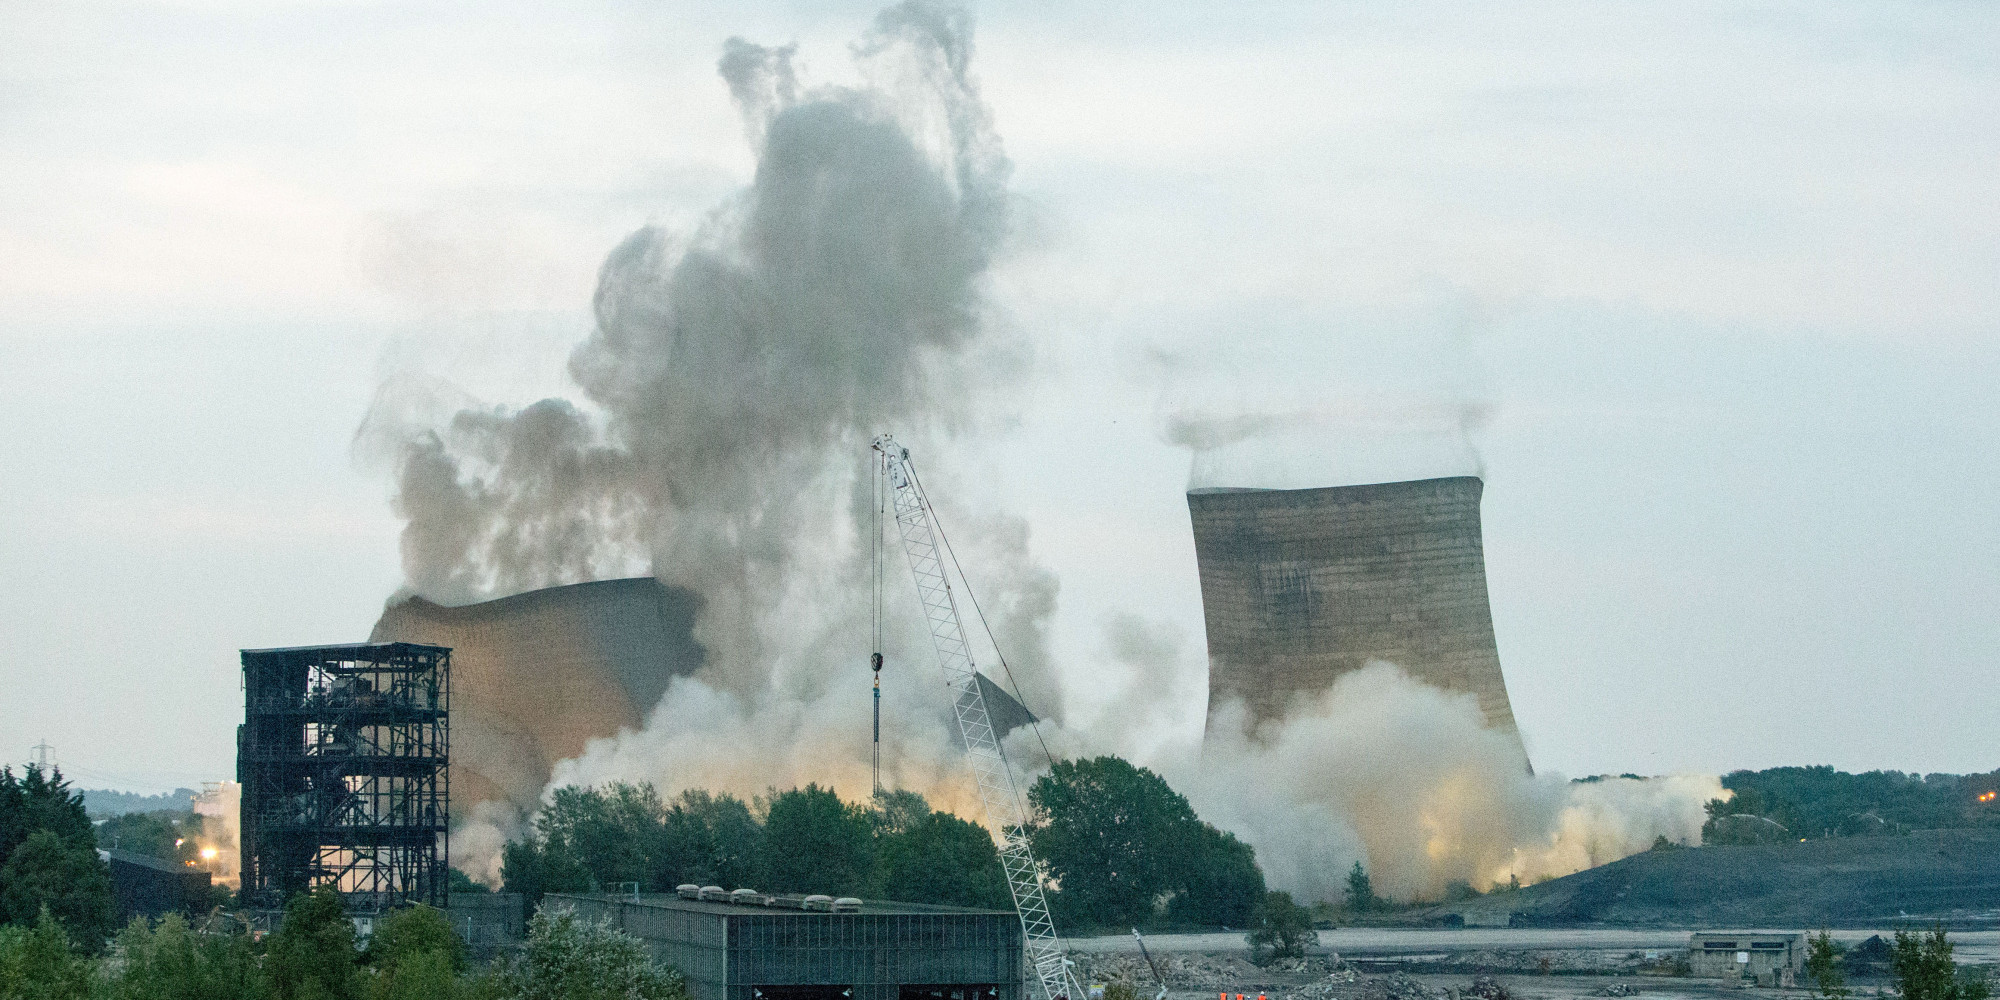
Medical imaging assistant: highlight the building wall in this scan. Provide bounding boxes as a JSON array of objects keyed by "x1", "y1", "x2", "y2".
[
  {"x1": 1688, "y1": 934, "x2": 1806, "y2": 981},
  {"x1": 1188, "y1": 478, "x2": 1524, "y2": 755},
  {"x1": 552, "y1": 895, "x2": 1022, "y2": 1000}
]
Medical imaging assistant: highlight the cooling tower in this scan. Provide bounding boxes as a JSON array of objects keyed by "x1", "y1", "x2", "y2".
[
  {"x1": 1188, "y1": 477, "x2": 1527, "y2": 758},
  {"x1": 369, "y1": 576, "x2": 1042, "y2": 815},
  {"x1": 370, "y1": 578, "x2": 707, "y2": 813}
]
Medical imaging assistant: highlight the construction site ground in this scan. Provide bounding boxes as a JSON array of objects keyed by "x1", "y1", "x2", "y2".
[{"x1": 1064, "y1": 929, "x2": 2000, "y2": 1000}]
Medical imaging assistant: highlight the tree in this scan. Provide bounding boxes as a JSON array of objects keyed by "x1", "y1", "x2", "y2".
[
  {"x1": 265, "y1": 886, "x2": 361, "y2": 1000},
  {"x1": 535, "y1": 784, "x2": 665, "y2": 891},
  {"x1": 0, "y1": 766, "x2": 95, "y2": 864},
  {"x1": 0, "y1": 909, "x2": 94, "y2": 1000},
  {"x1": 1245, "y1": 891, "x2": 1317, "y2": 964},
  {"x1": 760, "y1": 785, "x2": 873, "y2": 895},
  {"x1": 1166, "y1": 823, "x2": 1264, "y2": 928},
  {"x1": 1806, "y1": 928, "x2": 1849, "y2": 1000},
  {"x1": 106, "y1": 913, "x2": 265, "y2": 1000},
  {"x1": 94, "y1": 810, "x2": 203, "y2": 865},
  {"x1": 871, "y1": 790, "x2": 932, "y2": 836},
  {"x1": 871, "y1": 810, "x2": 1010, "y2": 910},
  {"x1": 369, "y1": 949, "x2": 457, "y2": 1000},
  {"x1": 1893, "y1": 925, "x2": 1991, "y2": 1000},
  {"x1": 447, "y1": 869, "x2": 488, "y2": 894},
  {"x1": 656, "y1": 790, "x2": 761, "y2": 890},
  {"x1": 367, "y1": 904, "x2": 466, "y2": 975},
  {"x1": 1343, "y1": 862, "x2": 1376, "y2": 913},
  {"x1": 1027, "y1": 757, "x2": 1203, "y2": 929},
  {"x1": 0, "y1": 830, "x2": 117, "y2": 950},
  {"x1": 501, "y1": 838, "x2": 590, "y2": 915},
  {"x1": 489, "y1": 907, "x2": 686, "y2": 1000}
]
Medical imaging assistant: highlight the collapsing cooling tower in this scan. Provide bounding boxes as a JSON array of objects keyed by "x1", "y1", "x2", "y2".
[
  {"x1": 370, "y1": 578, "x2": 707, "y2": 814},
  {"x1": 370, "y1": 576, "x2": 1043, "y2": 815},
  {"x1": 1188, "y1": 477, "x2": 1528, "y2": 761}
]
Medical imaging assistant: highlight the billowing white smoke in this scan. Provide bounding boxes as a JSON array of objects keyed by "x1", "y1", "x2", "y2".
[
  {"x1": 1193, "y1": 664, "x2": 1716, "y2": 901},
  {"x1": 1027, "y1": 616, "x2": 1715, "y2": 904}
]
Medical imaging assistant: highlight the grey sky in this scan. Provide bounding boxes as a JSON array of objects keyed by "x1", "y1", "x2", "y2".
[{"x1": 1, "y1": 1, "x2": 1995, "y2": 791}]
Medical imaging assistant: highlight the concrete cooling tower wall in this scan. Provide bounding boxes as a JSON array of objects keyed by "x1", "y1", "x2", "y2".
[
  {"x1": 370, "y1": 578, "x2": 707, "y2": 814},
  {"x1": 369, "y1": 577, "x2": 1044, "y2": 817},
  {"x1": 1188, "y1": 477, "x2": 1528, "y2": 762}
]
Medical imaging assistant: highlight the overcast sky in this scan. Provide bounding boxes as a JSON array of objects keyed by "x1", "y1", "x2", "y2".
[{"x1": 2, "y1": 1, "x2": 1996, "y2": 792}]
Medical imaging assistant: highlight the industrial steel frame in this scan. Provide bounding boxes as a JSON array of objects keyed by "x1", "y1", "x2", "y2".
[{"x1": 239, "y1": 642, "x2": 450, "y2": 912}]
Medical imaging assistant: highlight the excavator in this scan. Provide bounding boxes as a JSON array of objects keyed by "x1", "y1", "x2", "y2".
[{"x1": 871, "y1": 435, "x2": 1084, "y2": 1000}]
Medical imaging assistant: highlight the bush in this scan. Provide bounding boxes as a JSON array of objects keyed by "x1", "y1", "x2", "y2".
[
  {"x1": 1893, "y1": 925, "x2": 1991, "y2": 1000},
  {"x1": 369, "y1": 948, "x2": 460, "y2": 1000},
  {"x1": 489, "y1": 907, "x2": 686, "y2": 1000},
  {"x1": 1806, "y1": 928, "x2": 1848, "y2": 1000},
  {"x1": 367, "y1": 904, "x2": 465, "y2": 975},
  {"x1": 106, "y1": 913, "x2": 265, "y2": 1000},
  {"x1": 1245, "y1": 891, "x2": 1317, "y2": 964},
  {"x1": 0, "y1": 909, "x2": 95, "y2": 1000},
  {"x1": 266, "y1": 886, "x2": 361, "y2": 1000}
]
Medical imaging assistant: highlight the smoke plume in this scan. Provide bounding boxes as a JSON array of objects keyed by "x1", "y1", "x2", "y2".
[{"x1": 360, "y1": 2, "x2": 1066, "y2": 882}]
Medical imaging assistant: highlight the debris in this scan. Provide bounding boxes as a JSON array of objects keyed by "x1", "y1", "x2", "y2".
[{"x1": 1594, "y1": 986, "x2": 1642, "y2": 997}]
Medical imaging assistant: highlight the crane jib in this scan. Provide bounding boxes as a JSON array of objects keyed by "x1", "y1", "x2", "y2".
[{"x1": 872, "y1": 434, "x2": 1081, "y2": 1000}]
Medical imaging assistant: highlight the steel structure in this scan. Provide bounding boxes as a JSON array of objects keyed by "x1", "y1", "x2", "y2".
[
  {"x1": 873, "y1": 435, "x2": 1079, "y2": 1000},
  {"x1": 238, "y1": 642, "x2": 450, "y2": 912}
]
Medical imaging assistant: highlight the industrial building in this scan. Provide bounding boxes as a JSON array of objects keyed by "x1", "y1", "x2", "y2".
[
  {"x1": 238, "y1": 642, "x2": 450, "y2": 912},
  {"x1": 1188, "y1": 477, "x2": 1528, "y2": 762},
  {"x1": 371, "y1": 577, "x2": 1038, "y2": 818},
  {"x1": 1688, "y1": 932, "x2": 1806, "y2": 985},
  {"x1": 101, "y1": 848, "x2": 213, "y2": 922},
  {"x1": 551, "y1": 890, "x2": 1023, "y2": 1000}
]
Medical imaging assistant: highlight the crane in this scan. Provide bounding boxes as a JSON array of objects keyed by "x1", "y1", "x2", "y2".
[{"x1": 872, "y1": 434, "x2": 1081, "y2": 1000}]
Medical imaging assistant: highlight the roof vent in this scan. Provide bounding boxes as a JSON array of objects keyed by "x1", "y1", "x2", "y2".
[
  {"x1": 677, "y1": 884, "x2": 701, "y2": 900},
  {"x1": 699, "y1": 886, "x2": 728, "y2": 901},
  {"x1": 730, "y1": 889, "x2": 768, "y2": 905},
  {"x1": 802, "y1": 894, "x2": 833, "y2": 912},
  {"x1": 832, "y1": 897, "x2": 862, "y2": 913}
]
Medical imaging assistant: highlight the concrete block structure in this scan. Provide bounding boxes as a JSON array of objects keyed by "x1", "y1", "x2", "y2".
[
  {"x1": 1188, "y1": 477, "x2": 1526, "y2": 761},
  {"x1": 551, "y1": 892, "x2": 1022, "y2": 1000},
  {"x1": 1688, "y1": 932, "x2": 1806, "y2": 985}
]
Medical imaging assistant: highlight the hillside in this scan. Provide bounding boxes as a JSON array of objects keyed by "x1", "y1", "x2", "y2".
[{"x1": 1435, "y1": 829, "x2": 2000, "y2": 927}]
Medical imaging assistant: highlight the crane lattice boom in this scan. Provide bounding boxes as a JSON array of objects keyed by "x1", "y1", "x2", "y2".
[{"x1": 873, "y1": 434, "x2": 1079, "y2": 1000}]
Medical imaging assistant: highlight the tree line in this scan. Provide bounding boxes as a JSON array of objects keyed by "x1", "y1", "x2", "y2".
[
  {"x1": 1702, "y1": 766, "x2": 2000, "y2": 844},
  {"x1": 1, "y1": 886, "x2": 687, "y2": 1000},
  {"x1": 500, "y1": 755, "x2": 1270, "y2": 932}
]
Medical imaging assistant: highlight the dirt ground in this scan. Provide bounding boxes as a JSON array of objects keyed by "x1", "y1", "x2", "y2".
[{"x1": 1061, "y1": 929, "x2": 1998, "y2": 1000}]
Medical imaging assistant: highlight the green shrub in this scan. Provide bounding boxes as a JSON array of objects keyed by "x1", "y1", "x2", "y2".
[
  {"x1": 265, "y1": 887, "x2": 360, "y2": 1000},
  {"x1": 1245, "y1": 890, "x2": 1317, "y2": 964},
  {"x1": 0, "y1": 909, "x2": 95, "y2": 1000},
  {"x1": 489, "y1": 907, "x2": 686, "y2": 1000}
]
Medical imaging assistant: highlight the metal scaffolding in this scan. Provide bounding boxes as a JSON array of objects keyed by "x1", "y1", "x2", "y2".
[{"x1": 238, "y1": 642, "x2": 450, "y2": 912}]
